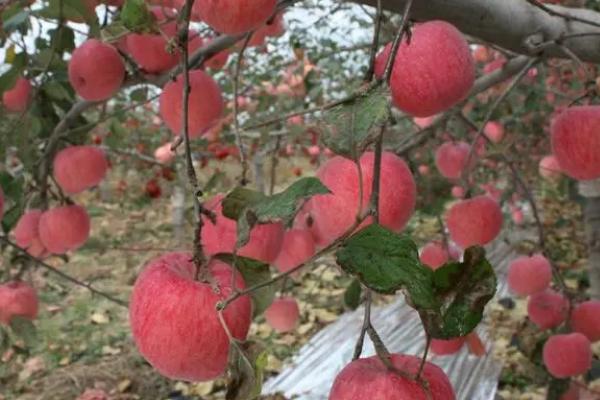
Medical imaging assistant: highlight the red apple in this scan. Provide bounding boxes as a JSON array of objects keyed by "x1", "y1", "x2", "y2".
[
  {"x1": 273, "y1": 229, "x2": 316, "y2": 275},
  {"x1": 129, "y1": 253, "x2": 251, "y2": 381},
  {"x1": 483, "y1": 121, "x2": 504, "y2": 143},
  {"x1": 551, "y1": 106, "x2": 600, "y2": 180},
  {"x1": 13, "y1": 210, "x2": 47, "y2": 258},
  {"x1": 375, "y1": 21, "x2": 475, "y2": 117},
  {"x1": 53, "y1": 146, "x2": 108, "y2": 194},
  {"x1": 507, "y1": 254, "x2": 553, "y2": 296},
  {"x1": 69, "y1": 39, "x2": 124, "y2": 101},
  {"x1": 430, "y1": 337, "x2": 466, "y2": 356},
  {"x1": 570, "y1": 300, "x2": 600, "y2": 342},
  {"x1": 539, "y1": 155, "x2": 562, "y2": 180},
  {"x1": 264, "y1": 296, "x2": 300, "y2": 333},
  {"x1": 192, "y1": 0, "x2": 277, "y2": 35},
  {"x1": 446, "y1": 195, "x2": 503, "y2": 248},
  {"x1": 3, "y1": 77, "x2": 32, "y2": 112},
  {"x1": 154, "y1": 143, "x2": 176, "y2": 164},
  {"x1": 527, "y1": 289, "x2": 568, "y2": 330},
  {"x1": 420, "y1": 242, "x2": 451, "y2": 270},
  {"x1": 435, "y1": 141, "x2": 471, "y2": 180},
  {"x1": 38, "y1": 205, "x2": 91, "y2": 254},
  {"x1": 329, "y1": 354, "x2": 455, "y2": 400},
  {"x1": 0, "y1": 281, "x2": 39, "y2": 325},
  {"x1": 543, "y1": 333, "x2": 592, "y2": 378},
  {"x1": 159, "y1": 70, "x2": 223, "y2": 138}
]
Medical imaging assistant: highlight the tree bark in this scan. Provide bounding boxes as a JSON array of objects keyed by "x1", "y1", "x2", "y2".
[
  {"x1": 579, "y1": 179, "x2": 600, "y2": 299},
  {"x1": 353, "y1": 0, "x2": 600, "y2": 64}
]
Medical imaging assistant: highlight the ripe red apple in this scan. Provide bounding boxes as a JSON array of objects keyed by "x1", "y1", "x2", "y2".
[
  {"x1": 68, "y1": 39, "x2": 124, "y2": 101},
  {"x1": 53, "y1": 145, "x2": 108, "y2": 194},
  {"x1": 374, "y1": 21, "x2": 475, "y2": 117},
  {"x1": 539, "y1": 155, "x2": 563, "y2": 180},
  {"x1": 159, "y1": 70, "x2": 223, "y2": 138},
  {"x1": 451, "y1": 185, "x2": 465, "y2": 199},
  {"x1": 445, "y1": 195, "x2": 503, "y2": 248},
  {"x1": 570, "y1": 300, "x2": 600, "y2": 342},
  {"x1": 543, "y1": 333, "x2": 592, "y2": 378},
  {"x1": 435, "y1": 141, "x2": 471, "y2": 179},
  {"x1": 129, "y1": 253, "x2": 251, "y2": 381},
  {"x1": 248, "y1": 12, "x2": 286, "y2": 47},
  {"x1": 154, "y1": 143, "x2": 176, "y2": 164},
  {"x1": 483, "y1": 121, "x2": 504, "y2": 143},
  {"x1": 126, "y1": 7, "x2": 179, "y2": 73},
  {"x1": 201, "y1": 194, "x2": 284, "y2": 263},
  {"x1": 507, "y1": 254, "x2": 552, "y2": 296},
  {"x1": 273, "y1": 229, "x2": 316, "y2": 275},
  {"x1": 527, "y1": 289, "x2": 568, "y2": 330},
  {"x1": 413, "y1": 116, "x2": 435, "y2": 129},
  {"x1": 329, "y1": 354, "x2": 455, "y2": 400},
  {"x1": 264, "y1": 296, "x2": 300, "y2": 333},
  {"x1": 551, "y1": 106, "x2": 600, "y2": 180},
  {"x1": 305, "y1": 151, "x2": 416, "y2": 248},
  {"x1": 2, "y1": 77, "x2": 32, "y2": 112},
  {"x1": 38, "y1": 205, "x2": 91, "y2": 254},
  {"x1": 145, "y1": 179, "x2": 162, "y2": 198},
  {"x1": 192, "y1": 0, "x2": 277, "y2": 35},
  {"x1": 511, "y1": 208, "x2": 524, "y2": 225},
  {"x1": 430, "y1": 337, "x2": 466, "y2": 356},
  {"x1": 420, "y1": 242, "x2": 451, "y2": 270},
  {"x1": 13, "y1": 210, "x2": 47, "y2": 258},
  {"x1": 0, "y1": 281, "x2": 39, "y2": 325}
]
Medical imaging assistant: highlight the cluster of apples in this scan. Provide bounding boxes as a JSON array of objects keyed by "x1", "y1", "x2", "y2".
[
  {"x1": 507, "y1": 254, "x2": 599, "y2": 386},
  {"x1": 12, "y1": 145, "x2": 107, "y2": 257}
]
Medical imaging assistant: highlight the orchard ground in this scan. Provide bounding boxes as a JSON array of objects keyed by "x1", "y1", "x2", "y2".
[{"x1": 1, "y1": 155, "x2": 597, "y2": 400}]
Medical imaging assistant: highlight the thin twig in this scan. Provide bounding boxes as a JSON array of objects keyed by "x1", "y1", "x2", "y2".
[
  {"x1": 353, "y1": 288, "x2": 371, "y2": 359},
  {"x1": 233, "y1": 33, "x2": 254, "y2": 186},
  {"x1": 382, "y1": 0, "x2": 414, "y2": 84},
  {"x1": 364, "y1": 0, "x2": 383, "y2": 83},
  {"x1": 525, "y1": 0, "x2": 600, "y2": 29}
]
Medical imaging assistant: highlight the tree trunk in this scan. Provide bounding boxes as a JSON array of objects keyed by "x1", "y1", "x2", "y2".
[{"x1": 579, "y1": 179, "x2": 600, "y2": 299}]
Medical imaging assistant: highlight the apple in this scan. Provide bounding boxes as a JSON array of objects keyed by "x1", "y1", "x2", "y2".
[
  {"x1": 375, "y1": 21, "x2": 475, "y2": 117},
  {"x1": 420, "y1": 242, "x2": 451, "y2": 270},
  {"x1": 3, "y1": 77, "x2": 32, "y2": 112},
  {"x1": 483, "y1": 121, "x2": 504, "y2": 143},
  {"x1": 527, "y1": 289, "x2": 568, "y2": 330},
  {"x1": 53, "y1": 145, "x2": 108, "y2": 194},
  {"x1": 38, "y1": 205, "x2": 91, "y2": 254},
  {"x1": 543, "y1": 333, "x2": 592, "y2": 378},
  {"x1": 129, "y1": 253, "x2": 251, "y2": 381},
  {"x1": 551, "y1": 106, "x2": 600, "y2": 180},
  {"x1": 430, "y1": 337, "x2": 466, "y2": 356},
  {"x1": 192, "y1": 0, "x2": 277, "y2": 35},
  {"x1": 13, "y1": 210, "x2": 47, "y2": 258},
  {"x1": 507, "y1": 254, "x2": 553, "y2": 296},
  {"x1": 69, "y1": 39, "x2": 125, "y2": 101},
  {"x1": 154, "y1": 143, "x2": 176, "y2": 164},
  {"x1": 445, "y1": 195, "x2": 502, "y2": 248},
  {"x1": 264, "y1": 296, "x2": 300, "y2": 333},
  {"x1": 570, "y1": 300, "x2": 600, "y2": 342},
  {"x1": 159, "y1": 70, "x2": 224, "y2": 138},
  {"x1": 201, "y1": 194, "x2": 284, "y2": 264},
  {"x1": 435, "y1": 141, "x2": 471, "y2": 180},
  {"x1": 539, "y1": 155, "x2": 562, "y2": 180},
  {"x1": 329, "y1": 354, "x2": 455, "y2": 399},
  {"x1": 273, "y1": 229, "x2": 316, "y2": 275},
  {"x1": 0, "y1": 281, "x2": 39, "y2": 325}
]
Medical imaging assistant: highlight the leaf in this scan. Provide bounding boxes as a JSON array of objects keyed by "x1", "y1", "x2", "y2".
[
  {"x1": 129, "y1": 87, "x2": 148, "y2": 102},
  {"x1": 321, "y1": 84, "x2": 390, "y2": 159},
  {"x1": 9, "y1": 316, "x2": 36, "y2": 348},
  {"x1": 43, "y1": 81, "x2": 72, "y2": 101},
  {"x1": 421, "y1": 246, "x2": 497, "y2": 339},
  {"x1": 49, "y1": 26, "x2": 75, "y2": 53},
  {"x1": 121, "y1": 0, "x2": 155, "y2": 33},
  {"x1": 226, "y1": 342, "x2": 268, "y2": 400},
  {"x1": 335, "y1": 225, "x2": 497, "y2": 339},
  {"x1": 214, "y1": 254, "x2": 274, "y2": 316},
  {"x1": 40, "y1": 0, "x2": 98, "y2": 25},
  {"x1": 344, "y1": 278, "x2": 362, "y2": 310},
  {"x1": 335, "y1": 224, "x2": 437, "y2": 309},
  {"x1": 2, "y1": 9, "x2": 30, "y2": 32},
  {"x1": 204, "y1": 170, "x2": 226, "y2": 193},
  {"x1": 223, "y1": 178, "x2": 329, "y2": 248},
  {"x1": 101, "y1": 20, "x2": 130, "y2": 44}
]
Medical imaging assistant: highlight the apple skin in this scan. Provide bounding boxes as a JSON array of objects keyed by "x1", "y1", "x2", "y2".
[
  {"x1": 0, "y1": 281, "x2": 39, "y2": 325},
  {"x1": 420, "y1": 242, "x2": 450, "y2": 270},
  {"x1": 543, "y1": 333, "x2": 592, "y2": 378},
  {"x1": 53, "y1": 145, "x2": 108, "y2": 195},
  {"x1": 445, "y1": 195, "x2": 503, "y2": 248},
  {"x1": 539, "y1": 155, "x2": 562, "y2": 180},
  {"x1": 507, "y1": 254, "x2": 552, "y2": 296},
  {"x1": 305, "y1": 151, "x2": 416, "y2": 248},
  {"x1": 273, "y1": 229, "x2": 316, "y2": 275},
  {"x1": 483, "y1": 121, "x2": 504, "y2": 143},
  {"x1": 435, "y1": 141, "x2": 471, "y2": 180},
  {"x1": 154, "y1": 143, "x2": 176, "y2": 164},
  {"x1": 129, "y1": 253, "x2": 251, "y2": 381},
  {"x1": 201, "y1": 194, "x2": 284, "y2": 264},
  {"x1": 13, "y1": 210, "x2": 48, "y2": 258},
  {"x1": 570, "y1": 300, "x2": 600, "y2": 342},
  {"x1": 193, "y1": 0, "x2": 277, "y2": 35},
  {"x1": 264, "y1": 296, "x2": 300, "y2": 333},
  {"x1": 329, "y1": 354, "x2": 455, "y2": 400},
  {"x1": 430, "y1": 337, "x2": 466, "y2": 356},
  {"x1": 527, "y1": 289, "x2": 568, "y2": 330},
  {"x1": 126, "y1": 7, "x2": 179, "y2": 74},
  {"x1": 375, "y1": 21, "x2": 475, "y2": 117},
  {"x1": 551, "y1": 106, "x2": 600, "y2": 180},
  {"x1": 68, "y1": 39, "x2": 125, "y2": 101},
  {"x1": 159, "y1": 70, "x2": 224, "y2": 138},
  {"x1": 3, "y1": 77, "x2": 32, "y2": 112},
  {"x1": 248, "y1": 12, "x2": 286, "y2": 47},
  {"x1": 38, "y1": 205, "x2": 91, "y2": 254}
]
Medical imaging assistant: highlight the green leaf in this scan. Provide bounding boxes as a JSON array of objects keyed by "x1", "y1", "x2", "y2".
[
  {"x1": 204, "y1": 170, "x2": 226, "y2": 193},
  {"x1": 121, "y1": 0, "x2": 155, "y2": 33},
  {"x1": 223, "y1": 177, "x2": 329, "y2": 248},
  {"x1": 226, "y1": 342, "x2": 268, "y2": 400},
  {"x1": 214, "y1": 254, "x2": 274, "y2": 316},
  {"x1": 43, "y1": 81, "x2": 72, "y2": 101},
  {"x1": 335, "y1": 224, "x2": 437, "y2": 307},
  {"x1": 321, "y1": 84, "x2": 390, "y2": 159},
  {"x1": 9, "y1": 316, "x2": 36, "y2": 348},
  {"x1": 2, "y1": 9, "x2": 30, "y2": 32},
  {"x1": 40, "y1": 0, "x2": 98, "y2": 25},
  {"x1": 129, "y1": 87, "x2": 148, "y2": 102},
  {"x1": 344, "y1": 278, "x2": 362, "y2": 310},
  {"x1": 49, "y1": 26, "x2": 75, "y2": 53},
  {"x1": 101, "y1": 20, "x2": 130, "y2": 44},
  {"x1": 422, "y1": 246, "x2": 497, "y2": 339},
  {"x1": 105, "y1": 119, "x2": 128, "y2": 148}
]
